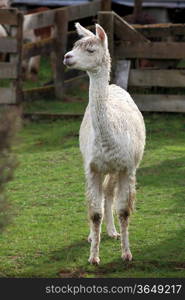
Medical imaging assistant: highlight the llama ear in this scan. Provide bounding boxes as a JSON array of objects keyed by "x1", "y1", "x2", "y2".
[
  {"x1": 95, "y1": 24, "x2": 108, "y2": 47},
  {"x1": 75, "y1": 22, "x2": 94, "y2": 37}
]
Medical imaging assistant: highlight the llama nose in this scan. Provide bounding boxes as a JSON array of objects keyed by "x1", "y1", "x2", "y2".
[
  {"x1": 63, "y1": 53, "x2": 74, "y2": 66},
  {"x1": 65, "y1": 54, "x2": 73, "y2": 59}
]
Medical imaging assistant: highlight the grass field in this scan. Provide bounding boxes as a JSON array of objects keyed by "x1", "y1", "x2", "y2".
[{"x1": 0, "y1": 100, "x2": 185, "y2": 278}]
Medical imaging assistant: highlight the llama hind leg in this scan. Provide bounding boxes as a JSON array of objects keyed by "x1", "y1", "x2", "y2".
[
  {"x1": 116, "y1": 171, "x2": 136, "y2": 261},
  {"x1": 86, "y1": 169, "x2": 104, "y2": 265},
  {"x1": 103, "y1": 174, "x2": 120, "y2": 239}
]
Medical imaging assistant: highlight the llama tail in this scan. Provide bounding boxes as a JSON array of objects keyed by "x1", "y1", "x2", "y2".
[
  {"x1": 103, "y1": 174, "x2": 117, "y2": 193},
  {"x1": 102, "y1": 174, "x2": 110, "y2": 191}
]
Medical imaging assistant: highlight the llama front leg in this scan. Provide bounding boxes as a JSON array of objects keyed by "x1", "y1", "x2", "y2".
[
  {"x1": 86, "y1": 169, "x2": 104, "y2": 265},
  {"x1": 116, "y1": 172, "x2": 135, "y2": 261},
  {"x1": 103, "y1": 174, "x2": 120, "y2": 239}
]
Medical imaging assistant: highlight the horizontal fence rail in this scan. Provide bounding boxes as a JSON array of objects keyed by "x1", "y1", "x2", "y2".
[
  {"x1": 0, "y1": 37, "x2": 17, "y2": 53},
  {"x1": 115, "y1": 42, "x2": 185, "y2": 59},
  {"x1": 133, "y1": 94, "x2": 185, "y2": 113},
  {"x1": 0, "y1": 62, "x2": 17, "y2": 79},
  {"x1": 0, "y1": 87, "x2": 16, "y2": 104},
  {"x1": 0, "y1": 8, "x2": 19, "y2": 25},
  {"x1": 134, "y1": 23, "x2": 185, "y2": 39},
  {"x1": 128, "y1": 69, "x2": 185, "y2": 88}
]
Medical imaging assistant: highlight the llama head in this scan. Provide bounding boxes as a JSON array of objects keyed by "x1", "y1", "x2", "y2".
[{"x1": 63, "y1": 23, "x2": 110, "y2": 72}]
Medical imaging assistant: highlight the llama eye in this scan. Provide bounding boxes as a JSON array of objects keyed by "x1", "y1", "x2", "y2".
[{"x1": 87, "y1": 49, "x2": 95, "y2": 53}]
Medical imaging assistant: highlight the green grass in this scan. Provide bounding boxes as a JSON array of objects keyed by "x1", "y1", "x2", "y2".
[
  {"x1": 24, "y1": 99, "x2": 87, "y2": 115},
  {"x1": 22, "y1": 57, "x2": 53, "y2": 90},
  {"x1": 0, "y1": 109, "x2": 184, "y2": 278}
]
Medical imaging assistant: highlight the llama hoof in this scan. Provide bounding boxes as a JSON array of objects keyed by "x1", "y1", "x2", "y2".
[
  {"x1": 122, "y1": 251, "x2": 132, "y2": 262},
  {"x1": 108, "y1": 231, "x2": 120, "y2": 239},
  {"x1": 88, "y1": 256, "x2": 100, "y2": 265},
  {"x1": 107, "y1": 228, "x2": 120, "y2": 239}
]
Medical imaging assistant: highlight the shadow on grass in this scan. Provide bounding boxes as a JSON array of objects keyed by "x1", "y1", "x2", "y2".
[
  {"x1": 26, "y1": 227, "x2": 184, "y2": 278},
  {"x1": 55, "y1": 228, "x2": 185, "y2": 278},
  {"x1": 139, "y1": 156, "x2": 185, "y2": 187}
]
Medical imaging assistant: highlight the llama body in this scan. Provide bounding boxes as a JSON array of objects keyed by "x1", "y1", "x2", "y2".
[
  {"x1": 64, "y1": 23, "x2": 145, "y2": 264},
  {"x1": 80, "y1": 84, "x2": 144, "y2": 174}
]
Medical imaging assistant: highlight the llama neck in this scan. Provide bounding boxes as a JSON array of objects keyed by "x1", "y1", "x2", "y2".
[{"x1": 87, "y1": 66, "x2": 110, "y2": 136}]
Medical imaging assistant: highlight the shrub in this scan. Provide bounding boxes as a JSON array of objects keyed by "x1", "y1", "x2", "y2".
[{"x1": 0, "y1": 107, "x2": 21, "y2": 231}]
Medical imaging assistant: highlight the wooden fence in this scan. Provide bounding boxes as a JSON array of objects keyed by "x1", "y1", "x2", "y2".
[
  {"x1": 98, "y1": 11, "x2": 185, "y2": 112},
  {"x1": 0, "y1": 8, "x2": 23, "y2": 104},
  {"x1": 0, "y1": 0, "x2": 110, "y2": 104},
  {"x1": 1, "y1": 4, "x2": 185, "y2": 111}
]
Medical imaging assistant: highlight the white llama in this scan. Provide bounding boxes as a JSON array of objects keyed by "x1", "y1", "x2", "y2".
[{"x1": 64, "y1": 23, "x2": 146, "y2": 265}]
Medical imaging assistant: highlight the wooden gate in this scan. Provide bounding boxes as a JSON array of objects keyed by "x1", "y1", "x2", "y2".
[{"x1": 98, "y1": 11, "x2": 185, "y2": 112}]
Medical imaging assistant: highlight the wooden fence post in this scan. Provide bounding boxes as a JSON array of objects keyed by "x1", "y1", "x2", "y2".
[
  {"x1": 16, "y1": 12, "x2": 24, "y2": 103},
  {"x1": 10, "y1": 11, "x2": 24, "y2": 104},
  {"x1": 98, "y1": 11, "x2": 114, "y2": 80},
  {"x1": 98, "y1": 11, "x2": 114, "y2": 58},
  {"x1": 53, "y1": 8, "x2": 68, "y2": 100},
  {"x1": 101, "y1": 0, "x2": 111, "y2": 11}
]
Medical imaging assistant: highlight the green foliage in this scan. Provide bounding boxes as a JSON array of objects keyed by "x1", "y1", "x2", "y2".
[{"x1": 0, "y1": 110, "x2": 184, "y2": 278}]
